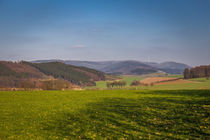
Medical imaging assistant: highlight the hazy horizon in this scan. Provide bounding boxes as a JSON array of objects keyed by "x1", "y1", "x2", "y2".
[
  {"x1": 0, "y1": 0, "x2": 210, "y2": 66},
  {"x1": 0, "y1": 58, "x2": 198, "y2": 67}
]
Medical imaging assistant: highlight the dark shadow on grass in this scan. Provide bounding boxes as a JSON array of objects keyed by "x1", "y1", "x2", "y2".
[
  {"x1": 134, "y1": 90, "x2": 210, "y2": 97},
  {"x1": 42, "y1": 93, "x2": 210, "y2": 139}
]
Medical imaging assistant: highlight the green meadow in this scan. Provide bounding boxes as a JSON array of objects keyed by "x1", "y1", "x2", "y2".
[
  {"x1": 92, "y1": 73, "x2": 167, "y2": 89},
  {"x1": 130, "y1": 77, "x2": 210, "y2": 90},
  {"x1": 0, "y1": 90, "x2": 209, "y2": 139},
  {"x1": 93, "y1": 75, "x2": 144, "y2": 88},
  {"x1": 91, "y1": 74, "x2": 210, "y2": 90}
]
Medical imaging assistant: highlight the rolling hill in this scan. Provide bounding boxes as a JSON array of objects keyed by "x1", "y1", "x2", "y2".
[
  {"x1": 33, "y1": 60, "x2": 158, "y2": 75},
  {"x1": 0, "y1": 61, "x2": 46, "y2": 88},
  {"x1": 146, "y1": 61, "x2": 191, "y2": 74},
  {"x1": 100, "y1": 60, "x2": 158, "y2": 75},
  {"x1": 0, "y1": 61, "x2": 107, "y2": 89},
  {"x1": 0, "y1": 61, "x2": 45, "y2": 78},
  {"x1": 25, "y1": 61, "x2": 105, "y2": 86},
  {"x1": 33, "y1": 60, "x2": 190, "y2": 74}
]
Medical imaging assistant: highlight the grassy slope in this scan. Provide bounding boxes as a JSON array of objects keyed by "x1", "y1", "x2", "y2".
[
  {"x1": 166, "y1": 74, "x2": 183, "y2": 78},
  {"x1": 0, "y1": 90, "x2": 209, "y2": 139},
  {"x1": 189, "y1": 77, "x2": 210, "y2": 82}
]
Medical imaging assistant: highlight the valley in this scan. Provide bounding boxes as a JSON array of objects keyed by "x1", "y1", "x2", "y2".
[{"x1": 1, "y1": 0, "x2": 209, "y2": 139}]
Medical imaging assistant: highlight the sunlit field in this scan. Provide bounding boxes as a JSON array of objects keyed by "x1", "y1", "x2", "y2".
[
  {"x1": 93, "y1": 75, "x2": 144, "y2": 88},
  {"x1": 0, "y1": 90, "x2": 209, "y2": 139},
  {"x1": 1, "y1": 0, "x2": 209, "y2": 139},
  {"x1": 90, "y1": 74, "x2": 210, "y2": 90}
]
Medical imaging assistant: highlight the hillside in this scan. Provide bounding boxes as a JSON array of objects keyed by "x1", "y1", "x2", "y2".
[
  {"x1": 33, "y1": 60, "x2": 158, "y2": 75},
  {"x1": 146, "y1": 62, "x2": 190, "y2": 74},
  {"x1": 33, "y1": 60, "x2": 189, "y2": 74},
  {"x1": 101, "y1": 60, "x2": 158, "y2": 75},
  {"x1": 0, "y1": 61, "x2": 46, "y2": 88},
  {"x1": 24, "y1": 61, "x2": 106, "y2": 86},
  {"x1": 0, "y1": 61, "x2": 107, "y2": 89},
  {"x1": 32, "y1": 60, "x2": 120, "y2": 71},
  {"x1": 0, "y1": 61, "x2": 44, "y2": 78}
]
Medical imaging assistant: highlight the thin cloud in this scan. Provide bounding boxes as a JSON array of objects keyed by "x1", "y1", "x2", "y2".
[{"x1": 71, "y1": 45, "x2": 86, "y2": 48}]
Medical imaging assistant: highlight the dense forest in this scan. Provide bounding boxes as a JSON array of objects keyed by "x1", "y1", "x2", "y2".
[
  {"x1": 25, "y1": 61, "x2": 105, "y2": 86},
  {"x1": 131, "y1": 68, "x2": 157, "y2": 75},
  {"x1": 184, "y1": 65, "x2": 210, "y2": 79}
]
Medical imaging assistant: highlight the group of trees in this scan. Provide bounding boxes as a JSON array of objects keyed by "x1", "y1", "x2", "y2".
[
  {"x1": 184, "y1": 65, "x2": 210, "y2": 79},
  {"x1": 0, "y1": 76, "x2": 72, "y2": 90},
  {"x1": 40, "y1": 79, "x2": 72, "y2": 90},
  {"x1": 106, "y1": 81, "x2": 127, "y2": 88},
  {"x1": 130, "y1": 80, "x2": 154, "y2": 87},
  {"x1": 130, "y1": 80, "x2": 140, "y2": 86}
]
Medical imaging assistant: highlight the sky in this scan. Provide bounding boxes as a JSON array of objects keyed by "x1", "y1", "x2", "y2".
[{"x1": 0, "y1": 0, "x2": 209, "y2": 66}]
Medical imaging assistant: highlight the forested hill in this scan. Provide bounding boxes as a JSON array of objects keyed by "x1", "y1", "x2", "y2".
[
  {"x1": 0, "y1": 61, "x2": 107, "y2": 89},
  {"x1": 0, "y1": 61, "x2": 46, "y2": 89},
  {"x1": 23, "y1": 61, "x2": 106, "y2": 86},
  {"x1": 0, "y1": 61, "x2": 44, "y2": 78},
  {"x1": 33, "y1": 60, "x2": 190, "y2": 74}
]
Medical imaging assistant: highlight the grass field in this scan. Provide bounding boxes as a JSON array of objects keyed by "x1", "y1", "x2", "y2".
[
  {"x1": 92, "y1": 73, "x2": 168, "y2": 89},
  {"x1": 90, "y1": 75, "x2": 144, "y2": 89},
  {"x1": 138, "y1": 77, "x2": 210, "y2": 90},
  {"x1": 0, "y1": 90, "x2": 209, "y2": 139},
  {"x1": 90, "y1": 74, "x2": 210, "y2": 90}
]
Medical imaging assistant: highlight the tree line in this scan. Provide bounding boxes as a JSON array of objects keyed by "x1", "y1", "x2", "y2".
[
  {"x1": 106, "y1": 81, "x2": 127, "y2": 88},
  {"x1": 184, "y1": 65, "x2": 210, "y2": 79},
  {"x1": 0, "y1": 78, "x2": 72, "y2": 90}
]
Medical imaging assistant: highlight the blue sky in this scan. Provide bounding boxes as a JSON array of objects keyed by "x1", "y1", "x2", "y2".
[{"x1": 0, "y1": 0, "x2": 209, "y2": 66}]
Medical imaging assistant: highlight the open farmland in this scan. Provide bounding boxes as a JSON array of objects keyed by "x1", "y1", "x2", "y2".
[
  {"x1": 0, "y1": 90, "x2": 209, "y2": 139},
  {"x1": 140, "y1": 77, "x2": 179, "y2": 85},
  {"x1": 91, "y1": 73, "x2": 167, "y2": 89},
  {"x1": 156, "y1": 79, "x2": 193, "y2": 85},
  {"x1": 91, "y1": 75, "x2": 144, "y2": 89},
  {"x1": 136, "y1": 77, "x2": 210, "y2": 90},
  {"x1": 90, "y1": 73, "x2": 210, "y2": 90}
]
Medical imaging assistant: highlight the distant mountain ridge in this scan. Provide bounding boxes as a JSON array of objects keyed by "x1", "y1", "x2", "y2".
[
  {"x1": 145, "y1": 61, "x2": 191, "y2": 74},
  {"x1": 32, "y1": 60, "x2": 190, "y2": 74}
]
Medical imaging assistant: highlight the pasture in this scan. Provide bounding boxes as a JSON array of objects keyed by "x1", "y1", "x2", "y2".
[
  {"x1": 138, "y1": 77, "x2": 210, "y2": 90},
  {"x1": 0, "y1": 90, "x2": 209, "y2": 139},
  {"x1": 91, "y1": 74, "x2": 210, "y2": 90},
  {"x1": 92, "y1": 75, "x2": 144, "y2": 88},
  {"x1": 92, "y1": 73, "x2": 166, "y2": 89}
]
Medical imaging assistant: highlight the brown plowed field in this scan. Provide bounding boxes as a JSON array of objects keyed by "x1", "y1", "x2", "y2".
[
  {"x1": 155, "y1": 79, "x2": 194, "y2": 85},
  {"x1": 140, "y1": 77, "x2": 194, "y2": 85}
]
